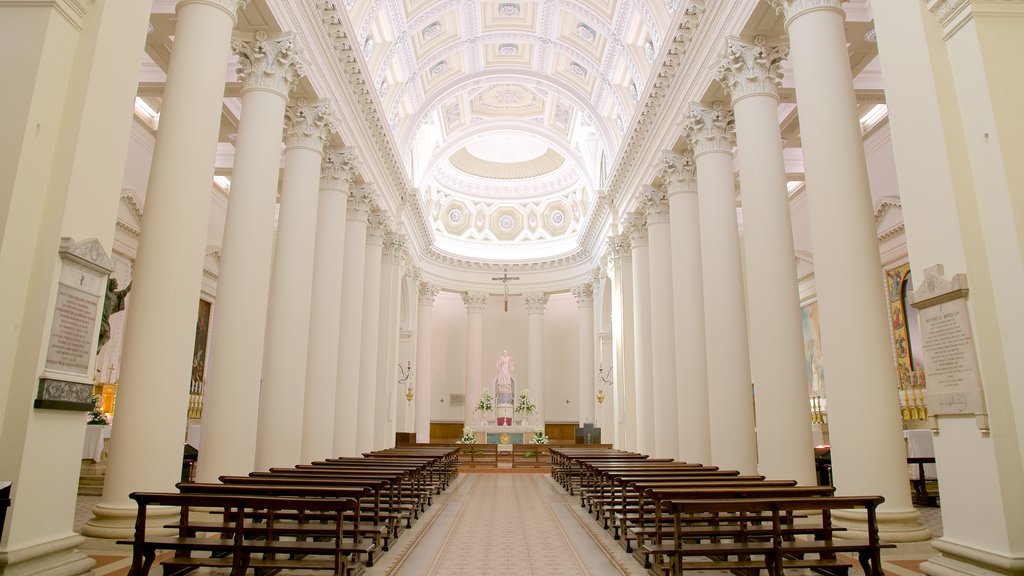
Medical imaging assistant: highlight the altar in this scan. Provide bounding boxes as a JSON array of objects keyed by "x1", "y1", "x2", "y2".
[{"x1": 474, "y1": 424, "x2": 537, "y2": 445}]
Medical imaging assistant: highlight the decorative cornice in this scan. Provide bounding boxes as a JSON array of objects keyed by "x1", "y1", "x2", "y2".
[
  {"x1": 58, "y1": 237, "x2": 114, "y2": 274},
  {"x1": 523, "y1": 292, "x2": 549, "y2": 314},
  {"x1": 661, "y1": 150, "x2": 697, "y2": 196},
  {"x1": 418, "y1": 281, "x2": 440, "y2": 305},
  {"x1": 572, "y1": 282, "x2": 595, "y2": 307},
  {"x1": 714, "y1": 36, "x2": 789, "y2": 103},
  {"x1": 232, "y1": 30, "x2": 304, "y2": 98},
  {"x1": 462, "y1": 291, "x2": 489, "y2": 313},
  {"x1": 321, "y1": 147, "x2": 360, "y2": 190},
  {"x1": 766, "y1": 0, "x2": 845, "y2": 28},
  {"x1": 284, "y1": 98, "x2": 334, "y2": 152},
  {"x1": 641, "y1": 186, "x2": 670, "y2": 226},
  {"x1": 682, "y1": 102, "x2": 735, "y2": 158}
]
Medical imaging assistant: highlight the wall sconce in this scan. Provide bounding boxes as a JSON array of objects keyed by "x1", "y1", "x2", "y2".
[
  {"x1": 398, "y1": 361, "x2": 413, "y2": 403},
  {"x1": 597, "y1": 364, "x2": 612, "y2": 404}
]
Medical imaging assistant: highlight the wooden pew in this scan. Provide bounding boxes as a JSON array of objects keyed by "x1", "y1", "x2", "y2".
[{"x1": 511, "y1": 444, "x2": 551, "y2": 468}]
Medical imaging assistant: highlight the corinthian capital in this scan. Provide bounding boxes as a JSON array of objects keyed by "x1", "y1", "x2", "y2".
[
  {"x1": 661, "y1": 150, "x2": 697, "y2": 196},
  {"x1": 348, "y1": 183, "x2": 375, "y2": 221},
  {"x1": 624, "y1": 210, "x2": 648, "y2": 248},
  {"x1": 714, "y1": 36, "x2": 789, "y2": 103},
  {"x1": 641, "y1": 186, "x2": 670, "y2": 226},
  {"x1": 366, "y1": 210, "x2": 390, "y2": 245},
  {"x1": 418, "y1": 281, "x2": 440, "y2": 305},
  {"x1": 766, "y1": 0, "x2": 845, "y2": 27},
  {"x1": 321, "y1": 147, "x2": 359, "y2": 189},
  {"x1": 572, "y1": 282, "x2": 595, "y2": 307},
  {"x1": 284, "y1": 99, "x2": 334, "y2": 151},
  {"x1": 232, "y1": 30, "x2": 304, "y2": 98},
  {"x1": 523, "y1": 292, "x2": 549, "y2": 314},
  {"x1": 607, "y1": 234, "x2": 632, "y2": 265},
  {"x1": 682, "y1": 102, "x2": 735, "y2": 157},
  {"x1": 462, "y1": 292, "x2": 488, "y2": 313}
]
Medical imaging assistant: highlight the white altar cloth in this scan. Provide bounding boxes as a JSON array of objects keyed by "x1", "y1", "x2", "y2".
[{"x1": 82, "y1": 425, "x2": 111, "y2": 462}]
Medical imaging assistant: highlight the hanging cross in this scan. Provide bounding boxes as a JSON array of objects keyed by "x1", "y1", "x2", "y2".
[{"x1": 492, "y1": 267, "x2": 520, "y2": 312}]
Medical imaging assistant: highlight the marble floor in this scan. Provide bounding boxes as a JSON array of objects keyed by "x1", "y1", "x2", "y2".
[{"x1": 74, "y1": 472, "x2": 942, "y2": 575}]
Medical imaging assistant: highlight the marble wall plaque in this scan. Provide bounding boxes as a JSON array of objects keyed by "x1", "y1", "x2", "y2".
[
  {"x1": 918, "y1": 300, "x2": 984, "y2": 415},
  {"x1": 44, "y1": 282, "x2": 99, "y2": 376}
]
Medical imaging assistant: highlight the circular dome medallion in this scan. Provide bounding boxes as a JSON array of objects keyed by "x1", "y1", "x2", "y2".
[
  {"x1": 551, "y1": 210, "x2": 564, "y2": 225},
  {"x1": 498, "y1": 215, "x2": 515, "y2": 231},
  {"x1": 448, "y1": 209, "x2": 462, "y2": 223}
]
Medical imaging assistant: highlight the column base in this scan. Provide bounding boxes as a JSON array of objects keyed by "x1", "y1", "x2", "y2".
[
  {"x1": 922, "y1": 538, "x2": 1024, "y2": 576},
  {"x1": 80, "y1": 502, "x2": 177, "y2": 539},
  {"x1": 0, "y1": 534, "x2": 95, "y2": 576},
  {"x1": 833, "y1": 507, "x2": 932, "y2": 542}
]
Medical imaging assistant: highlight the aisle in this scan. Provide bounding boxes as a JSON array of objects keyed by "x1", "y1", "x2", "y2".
[{"x1": 370, "y1": 472, "x2": 647, "y2": 576}]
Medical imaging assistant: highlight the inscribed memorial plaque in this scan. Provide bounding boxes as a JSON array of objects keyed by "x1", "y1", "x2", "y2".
[{"x1": 45, "y1": 284, "x2": 99, "y2": 376}]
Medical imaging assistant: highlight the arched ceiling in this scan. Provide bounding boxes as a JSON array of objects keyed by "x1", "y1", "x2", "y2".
[{"x1": 340, "y1": 0, "x2": 679, "y2": 262}]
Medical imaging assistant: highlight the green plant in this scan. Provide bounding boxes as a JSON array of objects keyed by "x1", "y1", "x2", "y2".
[
  {"x1": 514, "y1": 389, "x2": 536, "y2": 415},
  {"x1": 87, "y1": 395, "x2": 108, "y2": 425},
  {"x1": 531, "y1": 425, "x2": 548, "y2": 445},
  {"x1": 457, "y1": 426, "x2": 476, "y2": 444},
  {"x1": 474, "y1": 389, "x2": 493, "y2": 414}
]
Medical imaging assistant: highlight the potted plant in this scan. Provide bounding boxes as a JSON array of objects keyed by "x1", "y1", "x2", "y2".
[
  {"x1": 514, "y1": 389, "x2": 536, "y2": 426},
  {"x1": 531, "y1": 426, "x2": 548, "y2": 445},
  {"x1": 87, "y1": 395, "x2": 109, "y2": 425},
  {"x1": 474, "y1": 389, "x2": 493, "y2": 425},
  {"x1": 458, "y1": 427, "x2": 476, "y2": 444}
]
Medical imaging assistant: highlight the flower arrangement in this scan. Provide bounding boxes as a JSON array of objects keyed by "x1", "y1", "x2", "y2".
[
  {"x1": 532, "y1": 426, "x2": 549, "y2": 445},
  {"x1": 475, "y1": 389, "x2": 494, "y2": 414},
  {"x1": 87, "y1": 395, "x2": 109, "y2": 425},
  {"x1": 458, "y1": 427, "x2": 476, "y2": 444},
  {"x1": 514, "y1": 389, "x2": 536, "y2": 416}
]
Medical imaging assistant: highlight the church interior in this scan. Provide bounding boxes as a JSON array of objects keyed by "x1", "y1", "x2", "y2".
[{"x1": 1, "y1": 0, "x2": 1023, "y2": 574}]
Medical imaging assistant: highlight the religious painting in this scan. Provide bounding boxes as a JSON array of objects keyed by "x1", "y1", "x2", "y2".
[
  {"x1": 800, "y1": 300, "x2": 825, "y2": 396},
  {"x1": 189, "y1": 299, "x2": 211, "y2": 420},
  {"x1": 886, "y1": 263, "x2": 925, "y2": 386}
]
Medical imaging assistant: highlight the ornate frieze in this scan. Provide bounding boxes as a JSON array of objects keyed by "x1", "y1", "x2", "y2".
[
  {"x1": 418, "y1": 281, "x2": 440, "y2": 305},
  {"x1": 321, "y1": 147, "x2": 360, "y2": 189},
  {"x1": 641, "y1": 186, "x2": 670, "y2": 226},
  {"x1": 523, "y1": 292, "x2": 549, "y2": 314},
  {"x1": 462, "y1": 291, "x2": 489, "y2": 314},
  {"x1": 766, "y1": 0, "x2": 845, "y2": 27},
  {"x1": 661, "y1": 150, "x2": 697, "y2": 196},
  {"x1": 682, "y1": 102, "x2": 735, "y2": 157},
  {"x1": 284, "y1": 99, "x2": 334, "y2": 152},
  {"x1": 572, "y1": 282, "x2": 595, "y2": 307},
  {"x1": 715, "y1": 36, "x2": 789, "y2": 103},
  {"x1": 232, "y1": 30, "x2": 304, "y2": 99}
]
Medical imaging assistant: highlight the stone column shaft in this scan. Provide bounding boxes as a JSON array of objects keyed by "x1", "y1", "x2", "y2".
[
  {"x1": 87, "y1": 0, "x2": 244, "y2": 538},
  {"x1": 198, "y1": 30, "x2": 302, "y2": 482},
  {"x1": 574, "y1": 283, "x2": 596, "y2": 426},
  {"x1": 334, "y1": 186, "x2": 372, "y2": 456},
  {"x1": 257, "y1": 99, "x2": 331, "y2": 471},
  {"x1": 770, "y1": 0, "x2": 926, "y2": 539},
  {"x1": 415, "y1": 282, "x2": 439, "y2": 442},
  {"x1": 663, "y1": 151, "x2": 711, "y2": 464},
  {"x1": 301, "y1": 149, "x2": 354, "y2": 463},
  {"x1": 355, "y1": 212, "x2": 386, "y2": 454},
  {"x1": 609, "y1": 235, "x2": 637, "y2": 451},
  {"x1": 524, "y1": 293, "x2": 548, "y2": 425},
  {"x1": 628, "y1": 215, "x2": 655, "y2": 455},
  {"x1": 463, "y1": 292, "x2": 487, "y2": 426},
  {"x1": 684, "y1": 103, "x2": 757, "y2": 474},
  {"x1": 643, "y1": 188, "x2": 680, "y2": 459},
  {"x1": 716, "y1": 36, "x2": 815, "y2": 484},
  {"x1": 374, "y1": 234, "x2": 404, "y2": 449}
]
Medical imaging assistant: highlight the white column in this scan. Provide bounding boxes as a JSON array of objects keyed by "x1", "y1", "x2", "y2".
[
  {"x1": 609, "y1": 235, "x2": 637, "y2": 451},
  {"x1": 662, "y1": 151, "x2": 711, "y2": 464},
  {"x1": 375, "y1": 232, "x2": 405, "y2": 449},
  {"x1": 523, "y1": 293, "x2": 548, "y2": 426},
  {"x1": 334, "y1": 185, "x2": 372, "y2": 456},
  {"x1": 463, "y1": 292, "x2": 488, "y2": 426},
  {"x1": 355, "y1": 211, "x2": 387, "y2": 454},
  {"x1": 627, "y1": 213, "x2": 655, "y2": 455},
  {"x1": 716, "y1": 36, "x2": 816, "y2": 484},
  {"x1": 85, "y1": 0, "x2": 244, "y2": 538},
  {"x1": 769, "y1": 0, "x2": 928, "y2": 540},
  {"x1": 197, "y1": 30, "x2": 302, "y2": 482},
  {"x1": 415, "y1": 282, "x2": 440, "y2": 442},
  {"x1": 256, "y1": 99, "x2": 332, "y2": 471},
  {"x1": 683, "y1": 103, "x2": 758, "y2": 475},
  {"x1": 302, "y1": 148, "x2": 356, "y2": 463},
  {"x1": 643, "y1": 187, "x2": 680, "y2": 459},
  {"x1": 573, "y1": 282, "x2": 596, "y2": 427}
]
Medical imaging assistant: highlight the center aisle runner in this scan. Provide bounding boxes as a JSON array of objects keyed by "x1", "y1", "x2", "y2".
[{"x1": 373, "y1": 472, "x2": 646, "y2": 576}]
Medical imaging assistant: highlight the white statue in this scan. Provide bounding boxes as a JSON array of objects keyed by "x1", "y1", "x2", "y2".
[{"x1": 495, "y1": 349, "x2": 515, "y2": 425}]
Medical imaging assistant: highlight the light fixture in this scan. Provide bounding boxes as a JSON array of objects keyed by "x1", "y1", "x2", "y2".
[{"x1": 398, "y1": 361, "x2": 413, "y2": 403}]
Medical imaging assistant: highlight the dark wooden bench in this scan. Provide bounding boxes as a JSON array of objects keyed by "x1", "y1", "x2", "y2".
[
  {"x1": 118, "y1": 491, "x2": 362, "y2": 576},
  {"x1": 511, "y1": 444, "x2": 551, "y2": 467},
  {"x1": 457, "y1": 443, "x2": 498, "y2": 467}
]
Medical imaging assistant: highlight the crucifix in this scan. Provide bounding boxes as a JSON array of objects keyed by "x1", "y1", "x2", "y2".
[{"x1": 492, "y1": 267, "x2": 520, "y2": 312}]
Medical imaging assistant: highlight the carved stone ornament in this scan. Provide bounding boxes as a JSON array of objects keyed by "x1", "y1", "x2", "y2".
[
  {"x1": 321, "y1": 147, "x2": 359, "y2": 188},
  {"x1": 682, "y1": 102, "x2": 735, "y2": 157},
  {"x1": 418, "y1": 281, "x2": 440, "y2": 304},
  {"x1": 366, "y1": 210, "x2": 390, "y2": 245},
  {"x1": 462, "y1": 291, "x2": 489, "y2": 313},
  {"x1": 523, "y1": 292, "x2": 549, "y2": 313},
  {"x1": 715, "y1": 36, "x2": 789, "y2": 103},
  {"x1": 661, "y1": 150, "x2": 697, "y2": 196},
  {"x1": 58, "y1": 237, "x2": 115, "y2": 275},
  {"x1": 232, "y1": 30, "x2": 304, "y2": 97},
  {"x1": 607, "y1": 233, "x2": 632, "y2": 264},
  {"x1": 642, "y1": 186, "x2": 670, "y2": 225},
  {"x1": 766, "y1": 0, "x2": 845, "y2": 27},
  {"x1": 572, "y1": 282, "x2": 595, "y2": 306},
  {"x1": 348, "y1": 184, "x2": 376, "y2": 221},
  {"x1": 624, "y1": 211, "x2": 649, "y2": 247},
  {"x1": 284, "y1": 98, "x2": 335, "y2": 151},
  {"x1": 34, "y1": 378, "x2": 94, "y2": 411}
]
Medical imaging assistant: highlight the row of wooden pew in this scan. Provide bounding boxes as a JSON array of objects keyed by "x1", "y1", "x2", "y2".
[
  {"x1": 119, "y1": 446, "x2": 459, "y2": 576},
  {"x1": 550, "y1": 447, "x2": 893, "y2": 576}
]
